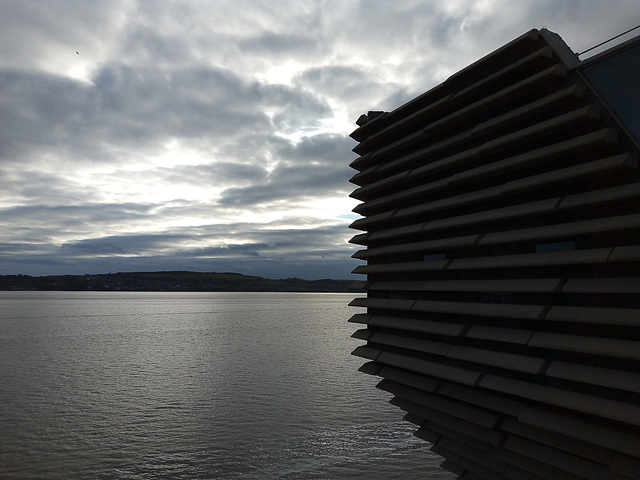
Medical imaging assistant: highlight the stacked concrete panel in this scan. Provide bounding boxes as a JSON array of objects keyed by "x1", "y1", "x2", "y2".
[{"x1": 349, "y1": 28, "x2": 640, "y2": 480}]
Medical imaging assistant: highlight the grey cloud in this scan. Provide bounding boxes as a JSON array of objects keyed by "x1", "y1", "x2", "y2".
[
  {"x1": 0, "y1": 219, "x2": 360, "y2": 279},
  {"x1": 0, "y1": 71, "x2": 91, "y2": 162},
  {"x1": 239, "y1": 31, "x2": 319, "y2": 56},
  {"x1": 0, "y1": 168, "x2": 92, "y2": 206},
  {"x1": 257, "y1": 83, "x2": 332, "y2": 132},
  {"x1": 0, "y1": 203, "x2": 156, "y2": 246},
  {"x1": 64, "y1": 232, "x2": 188, "y2": 255},
  {"x1": 2, "y1": 0, "x2": 639, "y2": 280},
  {"x1": 296, "y1": 66, "x2": 368, "y2": 96},
  {"x1": 161, "y1": 162, "x2": 268, "y2": 186},
  {"x1": 89, "y1": 64, "x2": 271, "y2": 142},
  {"x1": 1, "y1": 59, "x2": 335, "y2": 171},
  {"x1": 0, "y1": 0, "x2": 132, "y2": 73},
  {"x1": 219, "y1": 134, "x2": 354, "y2": 206}
]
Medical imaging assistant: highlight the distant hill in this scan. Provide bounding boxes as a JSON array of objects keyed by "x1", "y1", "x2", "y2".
[{"x1": 0, "y1": 271, "x2": 364, "y2": 292}]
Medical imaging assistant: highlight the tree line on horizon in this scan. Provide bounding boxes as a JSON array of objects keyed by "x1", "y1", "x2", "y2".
[{"x1": 0, "y1": 271, "x2": 363, "y2": 292}]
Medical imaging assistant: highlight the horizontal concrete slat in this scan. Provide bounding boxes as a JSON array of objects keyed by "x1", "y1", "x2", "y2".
[
  {"x1": 608, "y1": 245, "x2": 640, "y2": 262},
  {"x1": 489, "y1": 444, "x2": 586, "y2": 480},
  {"x1": 391, "y1": 397, "x2": 496, "y2": 438},
  {"x1": 349, "y1": 209, "x2": 397, "y2": 230},
  {"x1": 378, "y1": 380, "x2": 501, "y2": 428},
  {"x1": 368, "y1": 278, "x2": 561, "y2": 293},
  {"x1": 351, "y1": 345, "x2": 381, "y2": 361},
  {"x1": 369, "y1": 332, "x2": 453, "y2": 356},
  {"x1": 429, "y1": 424, "x2": 493, "y2": 454},
  {"x1": 427, "y1": 420, "x2": 504, "y2": 449},
  {"x1": 432, "y1": 445, "x2": 508, "y2": 480},
  {"x1": 365, "y1": 222, "x2": 426, "y2": 241},
  {"x1": 353, "y1": 51, "x2": 563, "y2": 161},
  {"x1": 357, "y1": 361, "x2": 381, "y2": 375},
  {"x1": 350, "y1": 128, "x2": 474, "y2": 187},
  {"x1": 500, "y1": 417, "x2": 616, "y2": 465},
  {"x1": 412, "y1": 299, "x2": 545, "y2": 320},
  {"x1": 355, "y1": 138, "x2": 610, "y2": 217},
  {"x1": 446, "y1": 45, "x2": 555, "y2": 105},
  {"x1": 559, "y1": 180, "x2": 640, "y2": 210},
  {"x1": 347, "y1": 313, "x2": 371, "y2": 324},
  {"x1": 480, "y1": 374, "x2": 640, "y2": 426},
  {"x1": 352, "y1": 96, "x2": 451, "y2": 157},
  {"x1": 436, "y1": 436, "x2": 509, "y2": 474},
  {"x1": 546, "y1": 361, "x2": 640, "y2": 393},
  {"x1": 449, "y1": 124, "x2": 618, "y2": 186},
  {"x1": 353, "y1": 234, "x2": 479, "y2": 259},
  {"x1": 354, "y1": 249, "x2": 614, "y2": 274},
  {"x1": 352, "y1": 259, "x2": 449, "y2": 274},
  {"x1": 503, "y1": 435, "x2": 607, "y2": 478},
  {"x1": 359, "y1": 165, "x2": 640, "y2": 234},
  {"x1": 503, "y1": 465, "x2": 551, "y2": 480},
  {"x1": 423, "y1": 197, "x2": 561, "y2": 232},
  {"x1": 447, "y1": 345, "x2": 547, "y2": 374},
  {"x1": 501, "y1": 153, "x2": 637, "y2": 195},
  {"x1": 438, "y1": 382, "x2": 527, "y2": 417},
  {"x1": 348, "y1": 297, "x2": 416, "y2": 311},
  {"x1": 610, "y1": 454, "x2": 640, "y2": 478},
  {"x1": 466, "y1": 325, "x2": 535, "y2": 345},
  {"x1": 528, "y1": 332, "x2": 640, "y2": 360},
  {"x1": 518, "y1": 407, "x2": 640, "y2": 458},
  {"x1": 377, "y1": 351, "x2": 482, "y2": 386},
  {"x1": 352, "y1": 125, "x2": 616, "y2": 204},
  {"x1": 350, "y1": 328, "x2": 371, "y2": 340},
  {"x1": 450, "y1": 248, "x2": 613, "y2": 269},
  {"x1": 413, "y1": 426, "x2": 441, "y2": 444},
  {"x1": 368, "y1": 314, "x2": 467, "y2": 336},
  {"x1": 364, "y1": 181, "x2": 502, "y2": 216},
  {"x1": 481, "y1": 213, "x2": 640, "y2": 245},
  {"x1": 562, "y1": 277, "x2": 640, "y2": 293},
  {"x1": 378, "y1": 365, "x2": 441, "y2": 393},
  {"x1": 544, "y1": 305, "x2": 640, "y2": 326}
]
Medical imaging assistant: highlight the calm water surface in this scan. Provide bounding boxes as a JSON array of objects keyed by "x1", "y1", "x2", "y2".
[{"x1": 0, "y1": 292, "x2": 453, "y2": 479}]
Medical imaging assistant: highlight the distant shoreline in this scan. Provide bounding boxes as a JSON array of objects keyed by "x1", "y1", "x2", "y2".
[{"x1": 0, "y1": 271, "x2": 364, "y2": 293}]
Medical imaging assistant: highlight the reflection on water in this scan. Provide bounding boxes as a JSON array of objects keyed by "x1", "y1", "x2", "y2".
[{"x1": 0, "y1": 292, "x2": 453, "y2": 479}]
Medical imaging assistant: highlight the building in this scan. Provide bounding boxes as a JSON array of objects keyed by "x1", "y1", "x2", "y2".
[{"x1": 348, "y1": 28, "x2": 640, "y2": 480}]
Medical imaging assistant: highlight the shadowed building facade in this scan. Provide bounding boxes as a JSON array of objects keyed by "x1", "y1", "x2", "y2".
[{"x1": 348, "y1": 29, "x2": 640, "y2": 480}]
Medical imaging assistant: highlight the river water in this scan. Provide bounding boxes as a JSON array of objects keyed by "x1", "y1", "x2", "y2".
[{"x1": 0, "y1": 291, "x2": 453, "y2": 479}]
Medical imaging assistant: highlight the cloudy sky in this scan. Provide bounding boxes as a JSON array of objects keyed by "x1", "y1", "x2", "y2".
[{"x1": 1, "y1": 1, "x2": 639, "y2": 279}]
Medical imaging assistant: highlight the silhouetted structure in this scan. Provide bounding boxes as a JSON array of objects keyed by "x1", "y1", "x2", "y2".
[{"x1": 349, "y1": 28, "x2": 640, "y2": 480}]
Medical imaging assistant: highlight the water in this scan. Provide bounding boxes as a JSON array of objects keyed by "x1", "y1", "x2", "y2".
[{"x1": 0, "y1": 291, "x2": 453, "y2": 479}]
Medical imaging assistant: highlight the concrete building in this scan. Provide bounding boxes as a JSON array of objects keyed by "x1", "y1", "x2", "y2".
[{"x1": 349, "y1": 28, "x2": 640, "y2": 480}]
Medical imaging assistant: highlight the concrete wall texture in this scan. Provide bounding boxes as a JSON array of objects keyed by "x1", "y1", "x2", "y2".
[{"x1": 349, "y1": 28, "x2": 640, "y2": 480}]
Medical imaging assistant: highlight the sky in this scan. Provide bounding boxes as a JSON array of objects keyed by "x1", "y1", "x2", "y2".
[{"x1": 1, "y1": 1, "x2": 639, "y2": 280}]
